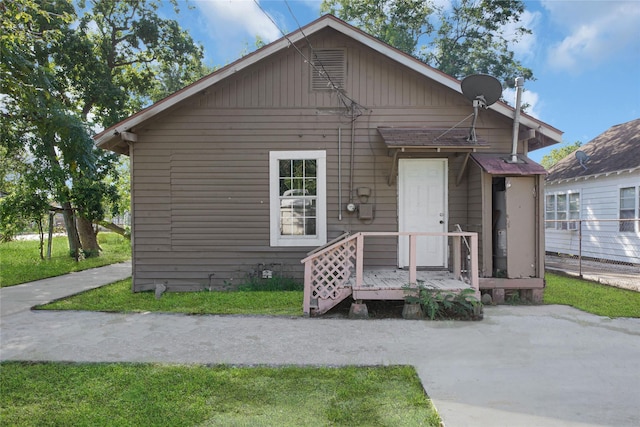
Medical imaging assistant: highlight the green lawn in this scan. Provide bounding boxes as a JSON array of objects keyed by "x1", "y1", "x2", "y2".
[
  {"x1": 544, "y1": 273, "x2": 640, "y2": 318},
  {"x1": 39, "y1": 273, "x2": 640, "y2": 318},
  {"x1": 38, "y1": 278, "x2": 304, "y2": 316},
  {"x1": 0, "y1": 233, "x2": 131, "y2": 287},
  {"x1": 0, "y1": 362, "x2": 440, "y2": 427}
]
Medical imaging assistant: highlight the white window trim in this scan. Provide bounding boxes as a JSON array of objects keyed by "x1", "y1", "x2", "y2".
[
  {"x1": 545, "y1": 191, "x2": 581, "y2": 231},
  {"x1": 269, "y1": 151, "x2": 327, "y2": 247},
  {"x1": 618, "y1": 185, "x2": 639, "y2": 233}
]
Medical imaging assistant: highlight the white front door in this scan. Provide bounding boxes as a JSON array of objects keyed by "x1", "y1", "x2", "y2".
[{"x1": 398, "y1": 159, "x2": 447, "y2": 267}]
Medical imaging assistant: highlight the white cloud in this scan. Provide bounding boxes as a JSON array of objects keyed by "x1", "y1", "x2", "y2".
[
  {"x1": 195, "y1": 0, "x2": 282, "y2": 59},
  {"x1": 503, "y1": 87, "x2": 541, "y2": 119},
  {"x1": 543, "y1": 0, "x2": 640, "y2": 72},
  {"x1": 504, "y1": 9, "x2": 540, "y2": 61}
]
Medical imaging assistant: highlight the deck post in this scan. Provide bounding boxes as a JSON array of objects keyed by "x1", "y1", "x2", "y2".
[
  {"x1": 452, "y1": 236, "x2": 461, "y2": 280},
  {"x1": 356, "y1": 233, "x2": 364, "y2": 288},
  {"x1": 470, "y1": 234, "x2": 479, "y2": 290},
  {"x1": 409, "y1": 234, "x2": 417, "y2": 284},
  {"x1": 303, "y1": 261, "x2": 312, "y2": 316}
]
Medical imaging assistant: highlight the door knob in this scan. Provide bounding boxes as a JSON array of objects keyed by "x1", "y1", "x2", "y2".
[{"x1": 439, "y1": 220, "x2": 444, "y2": 224}]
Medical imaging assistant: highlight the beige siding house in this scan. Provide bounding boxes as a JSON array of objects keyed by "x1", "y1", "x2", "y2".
[{"x1": 96, "y1": 15, "x2": 562, "y2": 311}]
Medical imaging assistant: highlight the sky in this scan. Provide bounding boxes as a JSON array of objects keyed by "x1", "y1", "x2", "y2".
[{"x1": 166, "y1": 0, "x2": 640, "y2": 162}]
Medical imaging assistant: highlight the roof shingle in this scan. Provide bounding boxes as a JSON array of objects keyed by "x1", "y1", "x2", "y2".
[{"x1": 546, "y1": 118, "x2": 640, "y2": 182}]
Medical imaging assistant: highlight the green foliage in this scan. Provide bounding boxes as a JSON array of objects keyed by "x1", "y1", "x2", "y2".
[
  {"x1": 405, "y1": 284, "x2": 482, "y2": 320},
  {"x1": 321, "y1": 0, "x2": 433, "y2": 54},
  {"x1": 544, "y1": 273, "x2": 640, "y2": 318},
  {"x1": 0, "y1": 233, "x2": 130, "y2": 287},
  {"x1": 0, "y1": 363, "x2": 440, "y2": 427},
  {"x1": 1, "y1": 0, "x2": 207, "y2": 257},
  {"x1": 540, "y1": 141, "x2": 582, "y2": 170},
  {"x1": 321, "y1": 0, "x2": 533, "y2": 84}
]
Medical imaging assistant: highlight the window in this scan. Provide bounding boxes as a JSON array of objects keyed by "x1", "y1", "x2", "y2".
[
  {"x1": 545, "y1": 195, "x2": 555, "y2": 228},
  {"x1": 270, "y1": 151, "x2": 326, "y2": 247},
  {"x1": 545, "y1": 192, "x2": 580, "y2": 230},
  {"x1": 568, "y1": 193, "x2": 580, "y2": 230},
  {"x1": 620, "y1": 187, "x2": 638, "y2": 232}
]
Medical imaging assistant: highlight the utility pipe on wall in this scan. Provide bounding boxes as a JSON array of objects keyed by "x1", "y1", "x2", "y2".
[
  {"x1": 338, "y1": 127, "x2": 342, "y2": 221},
  {"x1": 510, "y1": 77, "x2": 524, "y2": 163}
]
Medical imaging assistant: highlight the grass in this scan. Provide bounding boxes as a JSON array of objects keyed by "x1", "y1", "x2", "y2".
[
  {"x1": 0, "y1": 233, "x2": 131, "y2": 287},
  {"x1": 39, "y1": 278, "x2": 304, "y2": 316},
  {"x1": 544, "y1": 273, "x2": 640, "y2": 318},
  {"x1": 0, "y1": 362, "x2": 440, "y2": 427},
  {"x1": 39, "y1": 273, "x2": 640, "y2": 318}
]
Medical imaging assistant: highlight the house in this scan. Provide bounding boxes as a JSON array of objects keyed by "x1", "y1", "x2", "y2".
[
  {"x1": 95, "y1": 15, "x2": 562, "y2": 314},
  {"x1": 545, "y1": 118, "x2": 640, "y2": 265}
]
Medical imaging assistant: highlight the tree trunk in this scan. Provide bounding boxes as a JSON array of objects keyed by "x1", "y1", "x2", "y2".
[
  {"x1": 97, "y1": 220, "x2": 131, "y2": 240},
  {"x1": 62, "y1": 202, "x2": 81, "y2": 260},
  {"x1": 77, "y1": 215, "x2": 100, "y2": 257}
]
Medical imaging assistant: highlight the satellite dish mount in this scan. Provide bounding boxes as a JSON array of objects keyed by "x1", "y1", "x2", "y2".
[
  {"x1": 461, "y1": 74, "x2": 502, "y2": 142},
  {"x1": 575, "y1": 150, "x2": 590, "y2": 170}
]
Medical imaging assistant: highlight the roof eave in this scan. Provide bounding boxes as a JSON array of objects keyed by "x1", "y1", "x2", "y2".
[{"x1": 95, "y1": 14, "x2": 563, "y2": 149}]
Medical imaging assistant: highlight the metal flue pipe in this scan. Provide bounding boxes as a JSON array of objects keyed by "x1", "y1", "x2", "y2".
[{"x1": 510, "y1": 77, "x2": 524, "y2": 163}]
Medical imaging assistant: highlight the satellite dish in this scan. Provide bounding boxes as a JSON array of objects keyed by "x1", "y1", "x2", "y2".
[
  {"x1": 461, "y1": 74, "x2": 503, "y2": 107},
  {"x1": 460, "y1": 74, "x2": 502, "y2": 141},
  {"x1": 575, "y1": 150, "x2": 589, "y2": 170}
]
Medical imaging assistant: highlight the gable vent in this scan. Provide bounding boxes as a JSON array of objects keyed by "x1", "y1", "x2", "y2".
[{"x1": 311, "y1": 49, "x2": 346, "y2": 91}]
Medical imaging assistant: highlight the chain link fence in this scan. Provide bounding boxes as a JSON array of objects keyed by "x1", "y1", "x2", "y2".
[{"x1": 545, "y1": 219, "x2": 640, "y2": 289}]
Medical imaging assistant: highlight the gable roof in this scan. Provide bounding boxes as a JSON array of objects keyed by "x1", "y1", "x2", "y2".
[
  {"x1": 95, "y1": 14, "x2": 562, "y2": 155},
  {"x1": 546, "y1": 118, "x2": 640, "y2": 183}
]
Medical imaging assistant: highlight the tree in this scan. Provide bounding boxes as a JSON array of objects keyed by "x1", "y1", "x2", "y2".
[
  {"x1": 540, "y1": 141, "x2": 582, "y2": 170},
  {"x1": 321, "y1": 0, "x2": 533, "y2": 85},
  {"x1": 1, "y1": 0, "x2": 207, "y2": 257}
]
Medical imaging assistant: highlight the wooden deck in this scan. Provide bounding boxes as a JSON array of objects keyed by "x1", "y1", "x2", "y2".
[
  {"x1": 349, "y1": 269, "x2": 472, "y2": 300},
  {"x1": 301, "y1": 231, "x2": 479, "y2": 316}
]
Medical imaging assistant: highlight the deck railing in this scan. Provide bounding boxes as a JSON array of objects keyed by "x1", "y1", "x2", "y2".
[{"x1": 301, "y1": 231, "x2": 479, "y2": 316}]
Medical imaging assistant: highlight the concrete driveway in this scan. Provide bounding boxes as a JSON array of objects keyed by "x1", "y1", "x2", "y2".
[{"x1": 1, "y1": 264, "x2": 639, "y2": 426}]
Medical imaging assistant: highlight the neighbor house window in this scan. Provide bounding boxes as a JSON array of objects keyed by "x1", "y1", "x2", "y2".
[
  {"x1": 619, "y1": 187, "x2": 638, "y2": 232},
  {"x1": 545, "y1": 195, "x2": 556, "y2": 229},
  {"x1": 568, "y1": 193, "x2": 580, "y2": 230},
  {"x1": 270, "y1": 151, "x2": 326, "y2": 247},
  {"x1": 545, "y1": 192, "x2": 580, "y2": 230}
]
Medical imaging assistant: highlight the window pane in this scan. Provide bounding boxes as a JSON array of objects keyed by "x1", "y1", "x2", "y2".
[
  {"x1": 278, "y1": 158, "x2": 318, "y2": 237},
  {"x1": 557, "y1": 194, "x2": 567, "y2": 211},
  {"x1": 620, "y1": 187, "x2": 635, "y2": 209},
  {"x1": 545, "y1": 195, "x2": 555, "y2": 211},
  {"x1": 620, "y1": 187, "x2": 636, "y2": 231},
  {"x1": 279, "y1": 160, "x2": 291, "y2": 177},
  {"x1": 305, "y1": 218, "x2": 316, "y2": 235},
  {"x1": 304, "y1": 177, "x2": 317, "y2": 196},
  {"x1": 305, "y1": 159, "x2": 316, "y2": 177},
  {"x1": 569, "y1": 193, "x2": 580, "y2": 223},
  {"x1": 545, "y1": 195, "x2": 555, "y2": 228}
]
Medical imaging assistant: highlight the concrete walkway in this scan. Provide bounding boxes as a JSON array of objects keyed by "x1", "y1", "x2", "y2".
[{"x1": 1, "y1": 263, "x2": 640, "y2": 427}]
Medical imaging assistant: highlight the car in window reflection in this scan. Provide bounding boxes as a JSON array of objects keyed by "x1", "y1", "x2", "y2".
[{"x1": 280, "y1": 189, "x2": 312, "y2": 208}]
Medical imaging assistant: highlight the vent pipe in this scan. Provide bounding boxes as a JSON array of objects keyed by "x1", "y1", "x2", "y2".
[{"x1": 509, "y1": 77, "x2": 524, "y2": 163}]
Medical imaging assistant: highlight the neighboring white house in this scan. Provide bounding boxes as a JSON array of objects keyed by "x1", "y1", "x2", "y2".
[{"x1": 545, "y1": 118, "x2": 640, "y2": 265}]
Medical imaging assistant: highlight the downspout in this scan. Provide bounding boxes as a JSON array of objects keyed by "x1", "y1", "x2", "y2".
[
  {"x1": 338, "y1": 127, "x2": 342, "y2": 221},
  {"x1": 349, "y1": 104, "x2": 356, "y2": 205},
  {"x1": 509, "y1": 77, "x2": 524, "y2": 163}
]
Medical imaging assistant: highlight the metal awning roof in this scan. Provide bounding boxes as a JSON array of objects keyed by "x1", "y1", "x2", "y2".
[
  {"x1": 378, "y1": 127, "x2": 489, "y2": 152},
  {"x1": 471, "y1": 153, "x2": 547, "y2": 175}
]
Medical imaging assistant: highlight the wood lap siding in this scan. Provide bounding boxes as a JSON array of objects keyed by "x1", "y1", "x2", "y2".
[{"x1": 130, "y1": 29, "x2": 515, "y2": 290}]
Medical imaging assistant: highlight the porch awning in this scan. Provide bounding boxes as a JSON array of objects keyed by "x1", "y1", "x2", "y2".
[
  {"x1": 380, "y1": 127, "x2": 490, "y2": 185},
  {"x1": 378, "y1": 127, "x2": 489, "y2": 152},
  {"x1": 471, "y1": 153, "x2": 547, "y2": 175}
]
